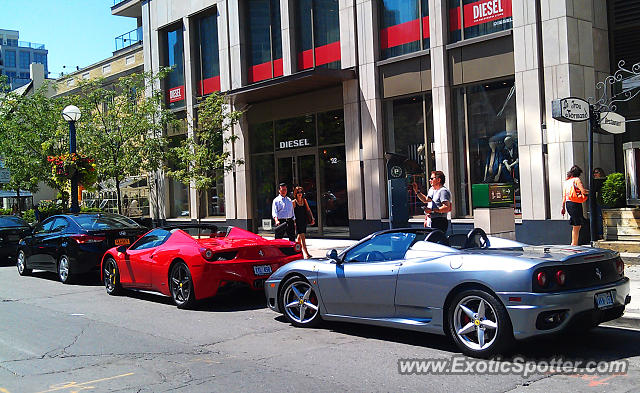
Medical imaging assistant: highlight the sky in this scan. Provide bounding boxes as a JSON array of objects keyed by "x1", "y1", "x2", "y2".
[{"x1": 0, "y1": 0, "x2": 137, "y2": 78}]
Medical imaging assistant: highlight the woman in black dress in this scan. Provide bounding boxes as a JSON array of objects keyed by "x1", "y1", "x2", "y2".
[{"x1": 293, "y1": 186, "x2": 315, "y2": 259}]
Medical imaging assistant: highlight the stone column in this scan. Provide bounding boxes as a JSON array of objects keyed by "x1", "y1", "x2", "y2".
[
  {"x1": 227, "y1": 0, "x2": 246, "y2": 89},
  {"x1": 340, "y1": 1, "x2": 364, "y2": 224},
  {"x1": 225, "y1": 100, "x2": 252, "y2": 229},
  {"x1": 217, "y1": 0, "x2": 232, "y2": 92},
  {"x1": 356, "y1": 0, "x2": 386, "y2": 225},
  {"x1": 512, "y1": 0, "x2": 547, "y2": 221},
  {"x1": 182, "y1": 16, "x2": 199, "y2": 220},
  {"x1": 281, "y1": 0, "x2": 296, "y2": 75},
  {"x1": 541, "y1": 0, "x2": 609, "y2": 219},
  {"x1": 429, "y1": 0, "x2": 456, "y2": 215}
]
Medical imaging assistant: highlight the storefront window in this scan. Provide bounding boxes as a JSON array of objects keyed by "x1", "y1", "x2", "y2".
[
  {"x1": 253, "y1": 154, "x2": 275, "y2": 230},
  {"x1": 317, "y1": 110, "x2": 345, "y2": 145},
  {"x1": 379, "y1": 0, "x2": 429, "y2": 60},
  {"x1": 449, "y1": 0, "x2": 513, "y2": 43},
  {"x1": 275, "y1": 114, "x2": 316, "y2": 151},
  {"x1": 163, "y1": 25, "x2": 186, "y2": 109},
  {"x1": 320, "y1": 146, "x2": 348, "y2": 227},
  {"x1": 250, "y1": 121, "x2": 274, "y2": 153},
  {"x1": 384, "y1": 94, "x2": 435, "y2": 219},
  {"x1": 195, "y1": 10, "x2": 220, "y2": 96},
  {"x1": 204, "y1": 172, "x2": 225, "y2": 217},
  {"x1": 296, "y1": 0, "x2": 341, "y2": 71},
  {"x1": 168, "y1": 134, "x2": 190, "y2": 218},
  {"x1": 247, "y1": 0, "x2": 283, "y2": 83},
  {"x1": 452, "y1": 80, "x2": 518, "y2": 216}
]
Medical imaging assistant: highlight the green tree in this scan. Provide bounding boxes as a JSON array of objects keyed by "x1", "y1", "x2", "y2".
[
  {"x1": 0, "y1": 77, "x2": 69, "y2": 211},
  {"x1": 74, "y1": 69, "x2": 173, "y2": 214},
  {"x1": 168, "y1": 92, "x2": 243, "y2": 219}
]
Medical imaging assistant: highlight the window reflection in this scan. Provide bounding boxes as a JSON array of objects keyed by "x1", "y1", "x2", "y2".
[
  {"x1": 195, "y1": 11, "x2": 221, "y2": 96},
  {"x1": 247, "y1": 0, "x2": 283, "y2": 83},
  {"x1": 379, "y1": 0, "x2": 429, "y2": 60},
  {"x1": 296, "y1": 0, "x2": 341, "y2": 70},
  {"x1": 449, "y1": 0, "x2": 513, "y2": 43},
  {"x1": 452, "y1": 80, "x2": 519, "y2": 217},
  {"x1": 163, "y1": 25, "x2": 185, "y2": 108}
]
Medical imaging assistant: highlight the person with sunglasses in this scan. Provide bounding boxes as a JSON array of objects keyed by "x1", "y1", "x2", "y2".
[
  {"x1": 412, "y1": 171, "x2": 452, "y2": 233},
  {"x1": 292, "y1": 186, "x2": 315, "y2": 258}
]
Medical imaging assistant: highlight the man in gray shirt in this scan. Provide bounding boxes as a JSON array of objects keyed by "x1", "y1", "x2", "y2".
[{"x1": 412, "y1": 170, "x2": 452, "y2": 233}]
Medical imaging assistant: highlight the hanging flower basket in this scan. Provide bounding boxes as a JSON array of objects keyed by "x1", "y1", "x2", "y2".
[{"x1": 47, "y1": 153, "x2": 98, "y2": 189}]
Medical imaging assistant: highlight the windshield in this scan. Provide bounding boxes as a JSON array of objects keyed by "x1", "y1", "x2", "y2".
[
  {"x1": 72, "y1": 214, "x2": 141, "y2": 230},
  {"x1": 0, "y1": 216, "x2": 28, "y2": 228}
]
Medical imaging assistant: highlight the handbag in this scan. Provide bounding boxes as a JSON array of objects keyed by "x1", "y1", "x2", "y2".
[{"x1": 568, "y1": 179, "x2": 588, "y2": 203}]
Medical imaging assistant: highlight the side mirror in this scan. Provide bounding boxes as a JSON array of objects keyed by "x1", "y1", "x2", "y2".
[
  {"x1": 116, "y1": 245, "x2": 128, "y2": 253},
  {"x1": 326, "y1": 249, "x2": 340, "y2": 263}
]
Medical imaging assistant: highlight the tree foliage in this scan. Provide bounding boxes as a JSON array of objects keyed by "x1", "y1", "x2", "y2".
[
  {"x1": 73, "y1": 69, "x2": 173, "y2": 214},
  {"x1": 600, "y1": 172, "x2": 626, "y2": 208},
  {"x1": 168, "y1": 92, "x2": 243, "y2": 216},
  {"x1": 0, "y1": 77, "x2": 68, "y2": 206}
]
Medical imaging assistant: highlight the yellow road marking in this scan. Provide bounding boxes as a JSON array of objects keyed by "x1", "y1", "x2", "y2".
[
  {"x1": 0, "y1": 388, "x2": 12, "y2": 393},
  {"x1": 34, "y1": 372, "x2": 134, "y2": 393}
]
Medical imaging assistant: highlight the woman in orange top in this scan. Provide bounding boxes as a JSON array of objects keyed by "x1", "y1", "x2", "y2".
[{"x1": 561, "y1": 165, "x2": 589, "y2": 246}]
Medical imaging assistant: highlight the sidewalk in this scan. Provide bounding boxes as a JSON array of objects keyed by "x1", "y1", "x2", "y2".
[{"x1": 302, "y1": 237, "x2": 639, "y2": 328}]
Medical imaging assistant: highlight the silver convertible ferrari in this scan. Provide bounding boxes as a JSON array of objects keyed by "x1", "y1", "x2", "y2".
[{"x1": 265, "y1": 228, "x2": 631, "y2": 357}]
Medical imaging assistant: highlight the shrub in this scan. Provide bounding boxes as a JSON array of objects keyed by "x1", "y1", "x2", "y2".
[
  {"x1": 22, "y1": 209, "x2": 36, "y2": 224},
  {"x1": 80, "y1": 207, "x2": 102, "y2": 213},
  {"x1": 37, "y1": 200, "x2": 67, "y2": 220},
  {"x1": 600, "y1": 172, "x2": 626, "y2": 208},
  {"x1": 0, "y1": 208, "x2": 11, "y2": 215}
]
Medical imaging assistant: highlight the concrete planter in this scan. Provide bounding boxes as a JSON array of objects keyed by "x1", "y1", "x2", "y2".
[{"x1": 602, "y1": 208, "x2": 640, "y2": 241}]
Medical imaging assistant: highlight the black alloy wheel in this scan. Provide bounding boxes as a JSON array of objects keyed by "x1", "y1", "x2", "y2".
[
  {"x1": 58, "y1": 254, "x2": 73, "y2": 284},
  {"x1": 16, "y1": 250, "x2": 31, "y2": 276},
  {"x1": 278, "y1": 276, "x2": 321, "y2": 328},
  {"x1": 447, "y1": 289, "x2": 513, "y2": 358},
  {"x1": 169, "y1": 262, "x2": 195, "y2": 309},
  {"x1": 103, "y1": 257, "x2": 122, "y2": 296}
]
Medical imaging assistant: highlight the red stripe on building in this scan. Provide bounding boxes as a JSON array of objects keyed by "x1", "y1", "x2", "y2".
[
  {"x1": 463, "y1": 0, "x2": 512, "y2": 28},
  {"x1": 315, "y1": 41, "x2": 341, "y2": 66},
  {"x1": 273, "y1": 58, "x2": 283, "y2": 77},
  {"x1": 449, "y1": 7, "x2": 462, "y2": 32},
  {"x1": 298, "y1": 49, "x2": 314, "y2": 70},
  {"x1": 197, "y1": 75, "x2": 221, "y2": 96},
  {"x1": 380, "y1": 19, "x2": 420, "y2": 49},
  {"x1": 167, "y1": 85, "x2": 185, "y2": 103},
  {"x1": 422, "y1": 16, "x2": 430, "y2": 39},
  {"x1": 298, "y1": 41, "x2": 341, "y2": 70}
]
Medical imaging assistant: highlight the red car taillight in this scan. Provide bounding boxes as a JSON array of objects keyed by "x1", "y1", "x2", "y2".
[
  {"x1": 616, "y1": 258, "x2": 625, "y2": 276},
  {"x1": 70, "y1": 234, "x2": 106, "y2": 244},
  {"x1": 555, "y1": 270, "x2": 566, "y2": 286},
  {"x1": 536, "y1": 272, "x2": 547, "y2": 287},
  {"x1": 294, "y1": 243, "x2": 302, "y2": 253},
  {"x1": 199, "y1": 247, "x2": 215, "y2": 261}
]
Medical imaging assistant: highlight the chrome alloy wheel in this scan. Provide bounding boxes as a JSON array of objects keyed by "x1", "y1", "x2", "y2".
[
  {"x1": 17, "y1": 251, "x2": 26, "y2": 274},
  {"x1": 58, "y1": 255, "x2": 70, "y2": 283},
  {"x1": 283, "y1": 280, "x2": 319, "y2": 325},
  {"x1": 170, "y1": 264, "x2": 192, "y2": 305},
  {"x1": 453, "y1": 295, "x2": 499, "y2": 351}
]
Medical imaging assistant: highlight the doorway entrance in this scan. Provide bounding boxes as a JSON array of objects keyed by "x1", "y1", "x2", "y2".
[{"x1": 276, "y1": 151, "x2": 320, "y2": 236}]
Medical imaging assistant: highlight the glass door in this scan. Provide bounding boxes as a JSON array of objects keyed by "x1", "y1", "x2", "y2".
[{"x1": 276, "y1": 152, "x2": 319, "y2": 235}]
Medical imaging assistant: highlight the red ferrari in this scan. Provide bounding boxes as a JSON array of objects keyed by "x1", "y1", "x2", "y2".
[{"x1": 101, "y1": 225, "x2": 302, "y2": 308}]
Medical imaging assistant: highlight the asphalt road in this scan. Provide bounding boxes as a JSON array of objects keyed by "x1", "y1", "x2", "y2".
[{"x1": 1, "y1": 263, "x2": 639, "y2": 393}]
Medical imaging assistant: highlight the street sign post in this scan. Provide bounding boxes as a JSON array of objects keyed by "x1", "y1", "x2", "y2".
[
  {"x1": 600, "y1": 112, "x2": 626, "y2": 134},
  {"x1": 551, "y1": 97, "x2": 590, "y2": 123}
]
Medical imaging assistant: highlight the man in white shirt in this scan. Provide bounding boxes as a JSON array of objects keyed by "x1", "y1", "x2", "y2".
[{"x1": 272, "y1": 183, "x2": 296, "y2": 241}]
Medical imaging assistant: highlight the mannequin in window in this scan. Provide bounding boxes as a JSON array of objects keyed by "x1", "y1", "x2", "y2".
[
  {"x1": 502, "y1": 135, "x2": 518, "y2": 185},
  {"x1": 484, "y1": 140, "x2": 505, "y2": 183}
]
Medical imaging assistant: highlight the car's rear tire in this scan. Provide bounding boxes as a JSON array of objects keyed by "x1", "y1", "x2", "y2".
[
  {"x1": 58, "y1": 254, "x2": 73, "y2": 284},
  {"x1": 103, "y1": 257, "x2": 122, "y2": 296},
  {"x1": 447, "y1": 289, "x2": 513, "y2": 358},
  {"x1": 17, "y1": 250, "x2": 31, "y2": 276},
  {"x1": 169, "y1": 262, "x2": 195, "y2": 309},
  {"x1": 278, "y1": 276, "x2": 321, "y2": 328}
]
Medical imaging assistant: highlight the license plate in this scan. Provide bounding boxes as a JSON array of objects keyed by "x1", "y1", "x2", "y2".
[
  {"x1": 595, "y1": 290, "x2": 615, "y2": 309},
  {"x1": 253, "y1": 265, "x2": 272, "y2": 276},
  {"x1": 115, "y1": 238, "x2": 130, "y2": 246}
]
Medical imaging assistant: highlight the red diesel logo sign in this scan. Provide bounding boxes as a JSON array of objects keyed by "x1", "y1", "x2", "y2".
[
  {"x1": 464, "y1": 0, "x2": 512, "y2": 27},
  {"x1": 168, "y1": 86, "x2": 184, "y2": 103}
]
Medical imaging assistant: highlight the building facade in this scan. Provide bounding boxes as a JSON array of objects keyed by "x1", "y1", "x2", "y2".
[
  {"x1": 0, "y1": 29, "x2": 48, "y2": 89},
  {"x1": 112, "y1": 0, "x2": 631, "y2": 243}
]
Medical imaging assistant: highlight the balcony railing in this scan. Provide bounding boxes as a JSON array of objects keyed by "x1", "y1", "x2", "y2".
[
  {"x1": 18, "y1": 41, "x2": 45, "y2": 50},
  {"x1": 115, "y1": 26, "x2": 143, "y2": 52}
]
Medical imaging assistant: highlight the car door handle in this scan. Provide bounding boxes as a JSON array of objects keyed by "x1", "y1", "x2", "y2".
[
  {"x1": 150, "y1": 254, "x2": 154, "y2": 259},
  {"x1": 395, "y1": 262, "x2": 403, "y2": 266}
]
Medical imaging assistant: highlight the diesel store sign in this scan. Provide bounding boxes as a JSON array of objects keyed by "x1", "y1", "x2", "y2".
[{"x1": 279, "y1": 138, "x2": 312, "y2": 149}]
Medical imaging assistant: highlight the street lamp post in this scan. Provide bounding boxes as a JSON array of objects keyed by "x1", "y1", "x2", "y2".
[{"x1": 62, "y1": 105, "x2": 82, "y2": 213}]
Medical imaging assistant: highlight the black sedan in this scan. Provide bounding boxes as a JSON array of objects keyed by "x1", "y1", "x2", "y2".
[
  {"x1": 0, "y1": 215, "x2": 31, "y2": 262},
  {"x1": 17, "y1": 213, "x2": 147, "y2": 283}
]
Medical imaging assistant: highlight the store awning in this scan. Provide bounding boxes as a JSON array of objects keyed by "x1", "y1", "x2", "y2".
[
  {"x1": 0, "y1": 190, "x2": 32, "y2": 198},
  {"x1": 228, "y1": 68, "x2": 356, "y2": 104}
]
